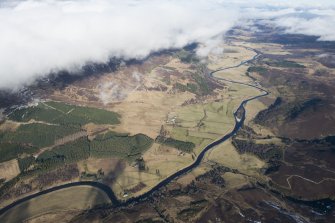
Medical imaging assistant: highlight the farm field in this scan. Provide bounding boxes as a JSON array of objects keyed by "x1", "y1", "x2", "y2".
[
  {"x1": 8, "y1": 101, "x2": 120, "y2": 126},
  {"x1": 206, "y1": 139, "x2": 266, "y2": 179},
  {"x1": 0, "y1": 159, "x2": 20, "y2": 182},
  {"x1": 0, "y1": 186, "x2": 111, "y2": 223}
]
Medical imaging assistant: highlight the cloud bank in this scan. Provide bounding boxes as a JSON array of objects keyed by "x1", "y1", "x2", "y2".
[
  {"x1": 270, "y1": 11, "x2": 335, "y2": 41},
  {"x1": 0, "y1": 0, "x2": 238, "y2": 89},
  {"x1": 0, "y1": 0, "x2": 335, "y2": 90}
]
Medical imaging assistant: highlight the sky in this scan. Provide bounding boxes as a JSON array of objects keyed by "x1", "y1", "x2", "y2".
[{"x1": 0, "y1": 0, "x2": 334, "y2": 90}]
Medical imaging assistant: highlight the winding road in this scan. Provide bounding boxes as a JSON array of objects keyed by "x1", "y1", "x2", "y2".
[{"x1": 0, "y1": 46, "x2": 269, "y2": 216}]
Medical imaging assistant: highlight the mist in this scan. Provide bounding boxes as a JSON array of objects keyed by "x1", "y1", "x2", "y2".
[{"x1": 0, "y1": 0, "x2": 334, "y2": 90}]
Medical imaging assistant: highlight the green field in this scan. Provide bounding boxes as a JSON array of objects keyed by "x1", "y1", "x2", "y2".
[
  {"x1": 9, "y1": 101, "x2": 120, "y2": 126},
  {"x1": 18, "y1": 156, "x2": 36, "y2": 172},
  {"x1": 4, "y1": 139, "x2": 90, "y2": 175},
  {"x1": 2, "y1": 123, "x2": 79, "y2": 148},
  {"x1": 0, "y1": 123, "x2": 79, "y2": 163},
  {"x1": 156, "y1": 136, "x2": 195, "y2": 153},
  {"x1": 247, "y1": 66, "x2": 268, "y2": 75},
  {"x1": 13, "y1": 131, "x2": 154, "y2": 176},
  {"x1": 0, "y1": 102, "x2": 122, "y2": 164},
  {"x1": 38, "y1": 138, "x2": 90, "y2": 164},
  {"x1": 171, "y1": 100, "x2": 237, "y2": 141},
  {"x1": 170, "y1": 127, "x2": 205, "y2": 145},
  {"x1": 90, "y1": 132, "x2": 153, "y2": 162},
  {"x1": 265, "y1": 60, "x2": 305, "y2": 68},
  {"x1": 0, "y1": 142, "x2": 38, "y2": 163}
]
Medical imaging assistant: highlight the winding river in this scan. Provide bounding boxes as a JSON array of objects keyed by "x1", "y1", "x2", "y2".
[{"x1": 0, "y1": 46, "x2": 269, "y2": 216}]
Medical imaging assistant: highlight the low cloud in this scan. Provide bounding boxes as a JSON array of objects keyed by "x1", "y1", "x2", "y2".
[
  {"x1": 0, "y1": 0, "x2": 238, "y2": 89},
  {"x1": 0, "y1": 0, "x2": 335, "y2": 90},
  {"x1": 98, "y1": 82, "x2": 127, "y2": 105},
  {"x1": 270, "y1": 12, "x2": 335, "y2": 41},
  {"x1": 237, "y1": 2, "x2": 335, "y2": 41}
]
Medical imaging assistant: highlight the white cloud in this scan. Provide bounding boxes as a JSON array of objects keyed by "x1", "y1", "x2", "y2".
[
  {"x1": 1, "y1": 0, "x2": 335, "y2": 90},
  {"x1": 269, "y1": 12, "x2": 335, "y2": 41},
  {"x1": 98, "y1": 82, "x2": 126, "y2": 105},
  {"x1": 235, "y1": 2, "x2": 335, "y2": 43},
  {"x1": 0, "y1": 0, "x2": 238, "y2": 89},
  {"x1": 223, "y1": 0, "x2": 335, "y2": 9}
]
